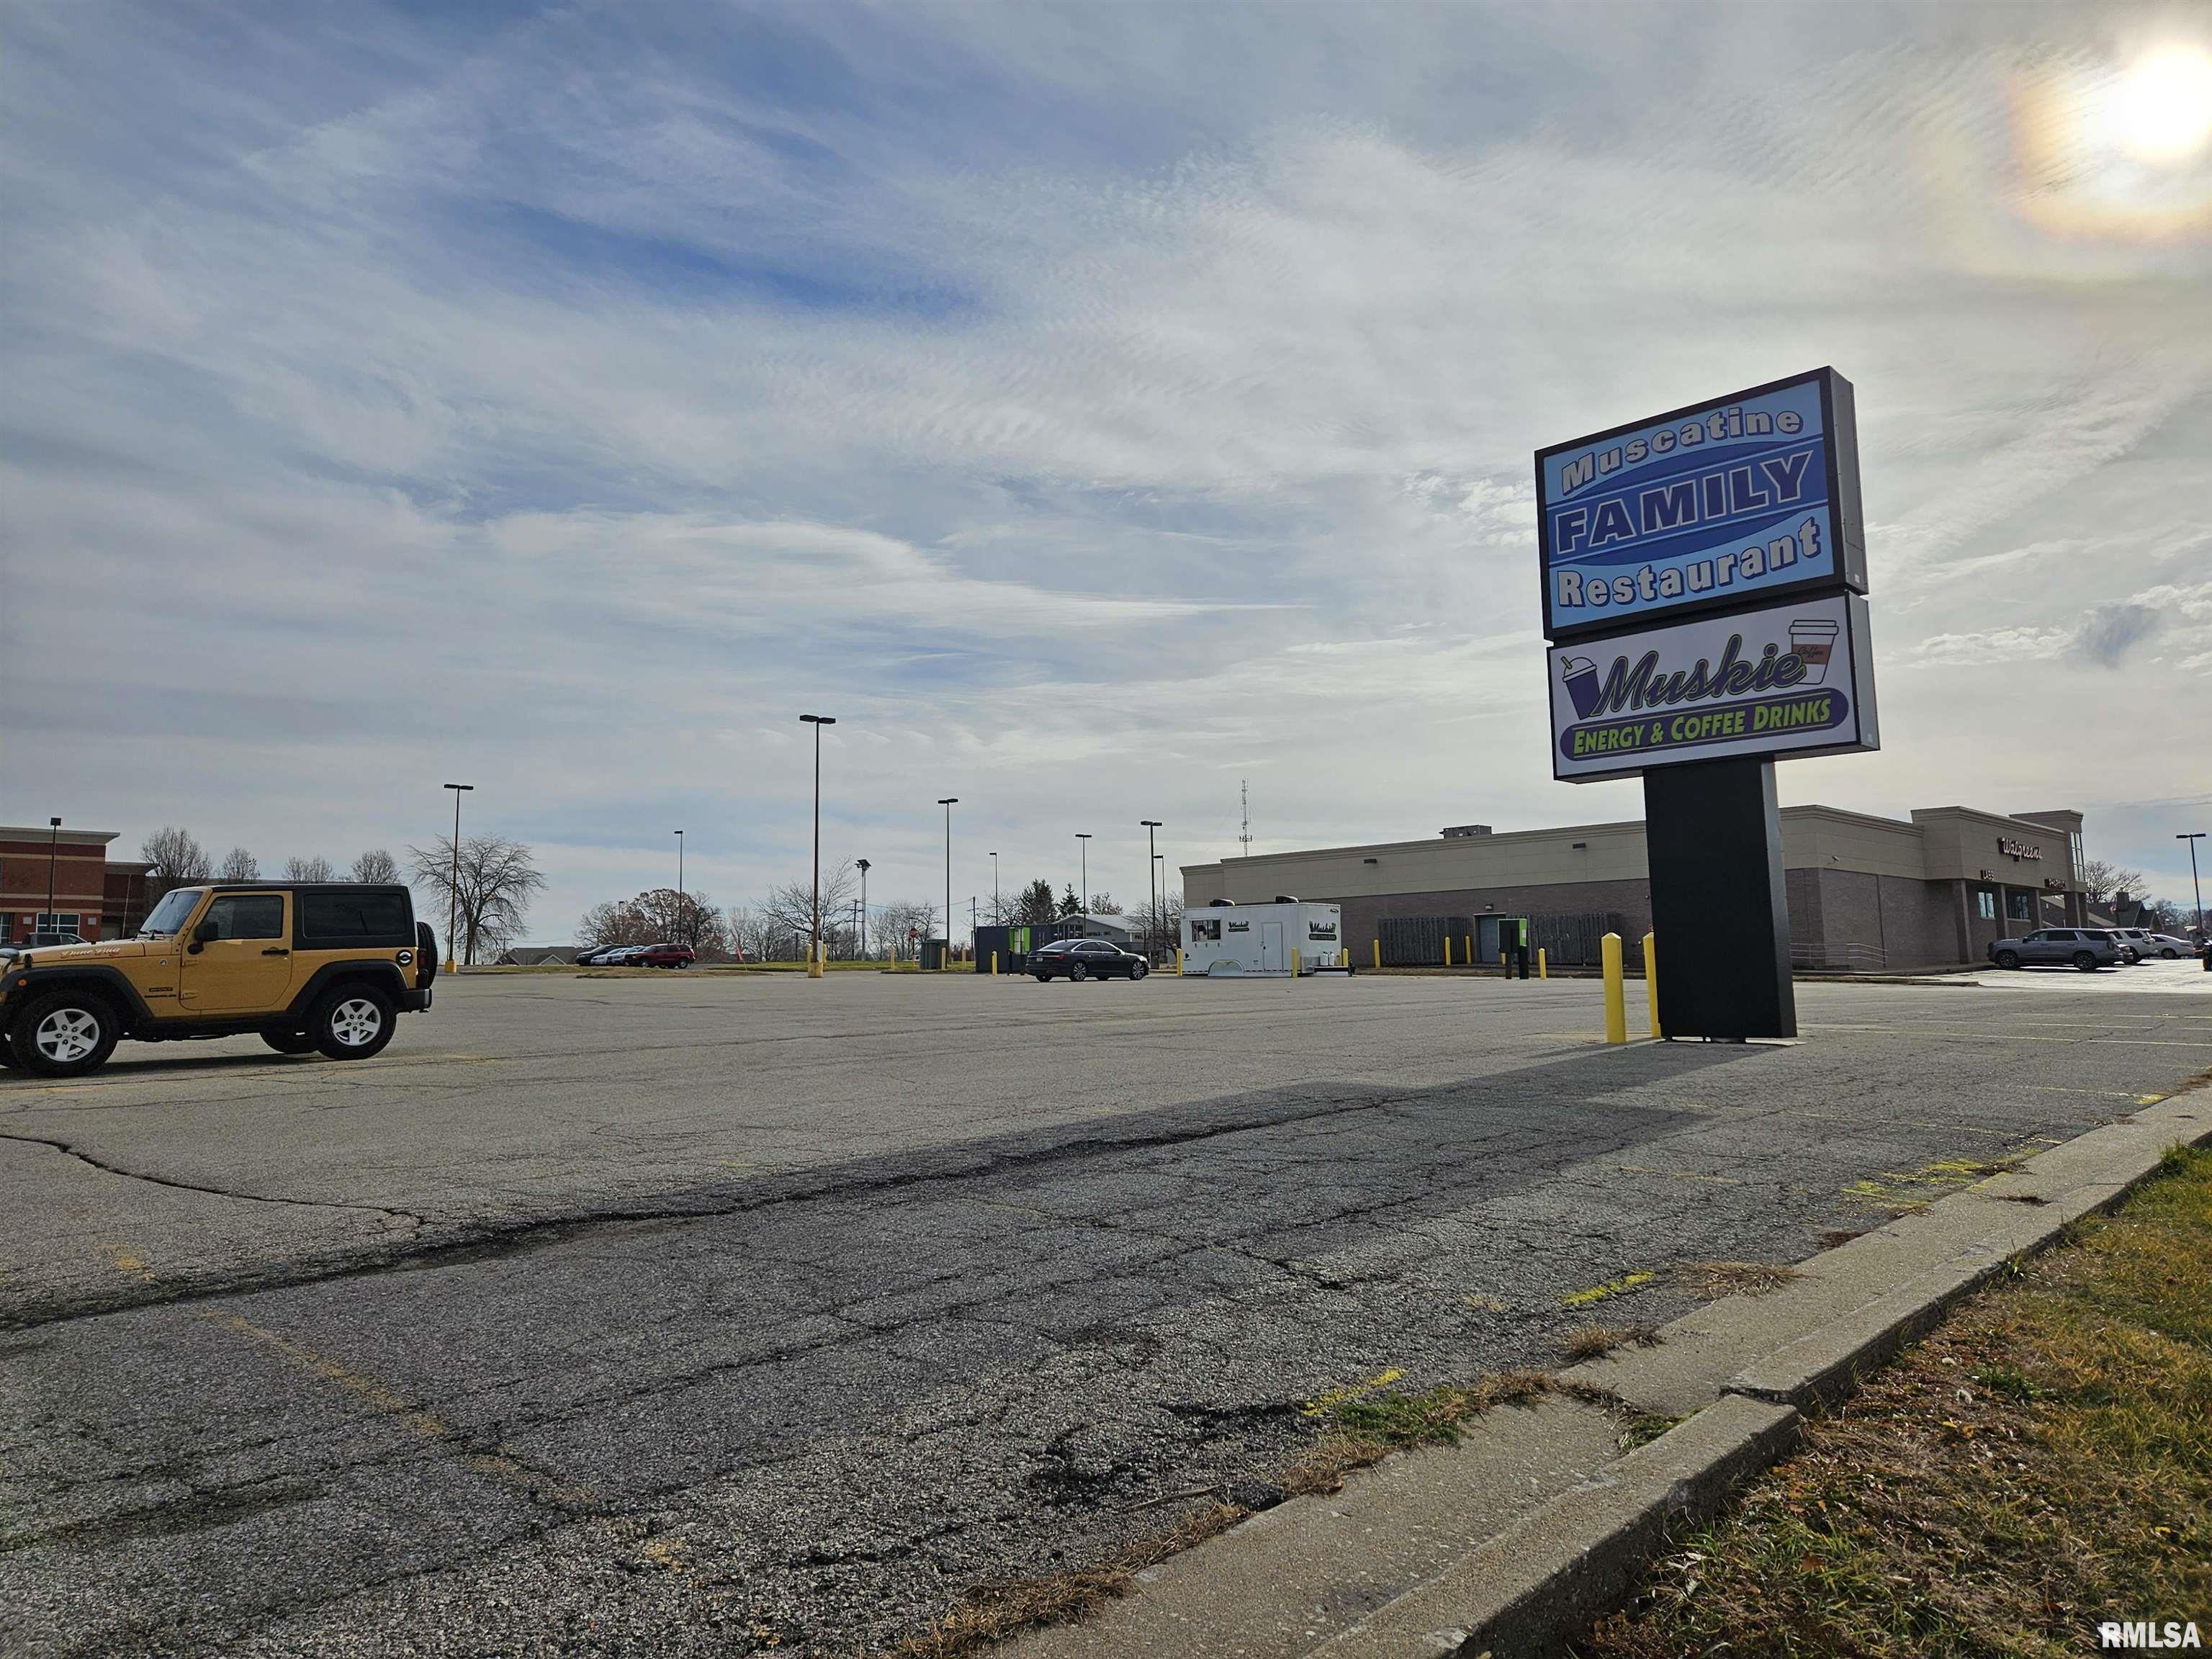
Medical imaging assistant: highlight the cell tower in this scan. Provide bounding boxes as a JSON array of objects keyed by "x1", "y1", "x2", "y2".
[{"x1": 1239, "y1": 778, "x2": 1252, "y2": 857}]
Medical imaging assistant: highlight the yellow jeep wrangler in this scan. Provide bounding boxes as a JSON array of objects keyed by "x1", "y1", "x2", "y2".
[{"x1": 0, "y1": 883, "x2": 436, "y2": 1078}]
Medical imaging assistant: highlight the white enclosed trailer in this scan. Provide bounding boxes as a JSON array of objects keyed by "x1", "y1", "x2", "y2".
[{"x1": 1181, "y1": 901, "x2": 1344, "y2": 976}]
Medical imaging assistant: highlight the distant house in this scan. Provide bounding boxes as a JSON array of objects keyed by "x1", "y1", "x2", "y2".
[
  {"x1": 498, "y1": 945, "x2": 580, "y2": 966},
  {"x1": 1059, "y1": 912, "x2": 1133, "y2": 945}
]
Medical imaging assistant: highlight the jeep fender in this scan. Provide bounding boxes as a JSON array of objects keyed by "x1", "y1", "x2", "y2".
[
  {"x1": 3, "y1": 965, "x2": 157, "y2": 1031},
  {"x1": 285, "y1": 961, "x2": 412, "y2": 1023}
]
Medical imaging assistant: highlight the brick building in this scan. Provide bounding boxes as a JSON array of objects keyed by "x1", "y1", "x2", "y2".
[
  {"x1": 1182, "y1": 804, "x2": 2087, "y2": 973},
  {"x1": 1, "y1": 826, "x2": 156, "y2": 944}
]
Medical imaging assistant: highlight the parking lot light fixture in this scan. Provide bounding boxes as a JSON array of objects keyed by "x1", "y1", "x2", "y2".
[
  {"x1": 989, "y1": 851, "x2": 998, "y2": 924},
  {"x1": 2182, "y1": 832, "x2": 2206, "y2": 930},
  {"x1": 442, "y1": 784, "x2": 473, "y2": 972},
  {"x1": 45, "y1": 817, "x2": 60, "y2": 938},
  {"x1": 938, "y1": 799, "x2": 959, "y2": 960},
  {"x1": 1075, "y1": 832, "x2": 1092, "y2": 927},
  {"x1": 800, "y1": 717, "x2": 836, "y2": 975},
  {"x1": 1141, "y1": 820, "x2": 1163, "y2": 957}
]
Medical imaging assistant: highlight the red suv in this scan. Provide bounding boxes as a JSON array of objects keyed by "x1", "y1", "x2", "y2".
[{"x1": 634, "y1": 942, "x2": 696, "y2": 969}]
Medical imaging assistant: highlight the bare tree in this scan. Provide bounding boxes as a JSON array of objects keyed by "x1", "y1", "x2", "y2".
[
  {"x1": 141, "y1": 827, "x2": 211, "y2": 900},
  {"x1": 875, "y1": 898, "x2": 937, "y2": 959},
  {"x1": 1129, "y1": 887, "x2": 1184, "y2": 959},
  {"x1": 759, "y1": 860, "x2": 859, "y2": 953},
  {"x1": 1086, "y1": 891, "x2": 1122, "y2": 915},
  {"x1": 284, "y1": 855, "x2": 336, "y2": 883},
  {"x1": 2080, "y1": 858, "x2": 2146, "y2": 907},
  {"x1": 351, "y1": 848, "x2": 401, "y2": 885},
  {"x1": 581, "y1": 888, "x2": 724, "y2": 953},
  {"x1": 407, "y1": 835, "x2": 547, "y2": 965},
  {"x1": 217, "y1": 847, "x2": 261, "y2": 881}
]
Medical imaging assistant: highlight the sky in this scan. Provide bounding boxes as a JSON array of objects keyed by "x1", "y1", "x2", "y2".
[{"x1": 4, "y1": 0, "x2": 2210, "y2": 939}]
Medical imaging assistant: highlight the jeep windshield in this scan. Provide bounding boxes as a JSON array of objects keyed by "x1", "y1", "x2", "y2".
[{"x1": 139, "y1": 888, "x2": 205, "y2": 938}]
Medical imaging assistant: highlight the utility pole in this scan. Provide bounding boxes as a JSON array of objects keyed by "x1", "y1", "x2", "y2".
[
  {"x1": 2182, "y1": 832, "x2": 2206, "y2": 932},
  {"x1": 800, "y1": 716, "x2": 836, "y2": 975},
  {"x1": 45, "y1": 817, "x2": 60, "y2": 938},
  {"x1": 442, "y1": 784, "x2": 472, "y2": 971},
  {"x1": 938, "y1": 798, "x2": 959, "y2": 961},
  {"x1": 856, "y1": 858, "x2": 871, "y2": 960},
  {"x1": 1076, "y1": 832, "x2": 1092, "y2": 928},
  {"x1": 1141, "y1": 819, "x2": 1163, "y2": 959}
]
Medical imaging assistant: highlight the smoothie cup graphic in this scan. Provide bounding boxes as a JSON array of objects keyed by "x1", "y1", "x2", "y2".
[
  {"x1": 1562, "y1": 656, "x2": 1603, "y2": 719},
  {"x1": 1788, "y1": 619, "x2": 1838, "y2": 684}
]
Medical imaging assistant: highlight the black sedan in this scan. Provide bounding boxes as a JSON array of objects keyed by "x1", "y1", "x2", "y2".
[{"x1": 1030, "y1": 938, "x2": 1150, "y2": 981}]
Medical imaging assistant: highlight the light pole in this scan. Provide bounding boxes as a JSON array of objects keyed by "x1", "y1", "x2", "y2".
[
  {"x1": 800, "y1": 715, "x2": 836, "y2": 976},
  {"x1": 989, "y1": 851, "x2": 999, "y2": 924},
  {"x1": 1141, "y1": 819, "x2": 1162, "y2": 958},
  {"x1": 674, "y1": 830, "x2": 684, "y2": 943},
  {"x1": 938, "y1": 798, "x2": 958, "y2": 962},
  {"x1": 1076, "y1": 832, "x2": 1092, "y2": 929},
  {"x1": 1154, "y1": 852, "x2": 1166, "y2": 956},
  {"x1": 442, "y1": 784, "x2": 472, "y2": 971},
  {"x1": 45, "y1": 817, "x2": 60, "y2": 938},
  {"x1": 856, "y1": 858, "x2": 871, "y2": 961},
  {"x1": 2182, "y1": 832, "x2": 2206, "y2": 932}
]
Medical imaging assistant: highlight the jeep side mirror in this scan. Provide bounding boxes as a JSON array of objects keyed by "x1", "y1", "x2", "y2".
[{"x1": 189, "y1": 920, "x2": 221, "y2": 953}]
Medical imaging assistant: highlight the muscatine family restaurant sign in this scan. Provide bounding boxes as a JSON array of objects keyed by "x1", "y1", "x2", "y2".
[
  {"x1": 1535, "y1": 367, "x2": 1867, "y2": 642},
  {"x1": 1547, "y1": 592, "x2": 1879, "y2": 782}
]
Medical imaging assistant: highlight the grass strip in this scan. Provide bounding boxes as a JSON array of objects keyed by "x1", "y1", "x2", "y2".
[{"x1": 1578, "y1": 1143, "x2": 2212, "y2": 1658}]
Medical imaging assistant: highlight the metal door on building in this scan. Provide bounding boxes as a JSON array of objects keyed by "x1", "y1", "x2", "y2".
[{"x1": 1262, "y1": 921, "x2": 1283, "y2": 971}]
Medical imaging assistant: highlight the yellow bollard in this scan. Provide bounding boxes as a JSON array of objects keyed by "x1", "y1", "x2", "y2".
[
  {"x1": 1643, "y1": 932, "x2": 1662, "y2": 1040},
  {"x1": 1340, "y1": 948, "x2": 1348, "y2": 968},
  {"x1": 1175, "y1": 948, "x2": 1183, "y2": 976},
  {"x1": 1444, "y1": 935, "x2": 1452, "y2": 967},
  {"x1": 1601, "y1": 932, "x2": 1627, "y2": 1045},
  {"x1": 1291, "y1": 948, "x2": 1300, "y2": 978},
  {"x1": 1372, "y1": 938, "x2": 1381, "y2": 969},
  {"x1": 1537, "y1": 946, "x2": 1548, "y2": 980},
  {"x1": 991, "y1": 952, "x2": 998, "y2": 977}
]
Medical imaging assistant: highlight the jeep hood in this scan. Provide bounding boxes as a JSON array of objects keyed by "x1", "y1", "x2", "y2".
[{"x1": 13, "y1": 940, "x2": 155, "y2": 966}]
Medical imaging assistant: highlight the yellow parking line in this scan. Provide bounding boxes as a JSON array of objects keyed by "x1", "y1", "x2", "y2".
[{"x1": 104, "y1": 1247, "x2": 591, "y2": 1509}]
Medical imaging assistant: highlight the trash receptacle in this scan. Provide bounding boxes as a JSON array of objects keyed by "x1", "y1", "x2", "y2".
[{"x1": 921, "y1": 938, "x2": 948, "y2": 971}]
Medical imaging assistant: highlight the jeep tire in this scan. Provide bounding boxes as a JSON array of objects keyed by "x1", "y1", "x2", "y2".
[
  {"x1": 312, "y1": 984, "x2": 397, "y2": 1061},
  {"x1": 11, "y1": 989, "x2": 121, "y2": 1078},
  {"x1": 261, "y1": 1030, "x2": 318, "y2": 1055}
]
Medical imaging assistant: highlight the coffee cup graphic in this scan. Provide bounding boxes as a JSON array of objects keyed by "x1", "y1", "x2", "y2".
[
  {"x1": 1788, "y1": 619, "x2": 1838, "y2": 684},
  {"x1": 1562, "y1": 655, "x2": 1602, "y2": 719}
]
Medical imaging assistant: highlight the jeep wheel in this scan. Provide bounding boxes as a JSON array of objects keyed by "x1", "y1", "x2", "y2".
[
  {"x1": 2072, "y1": 950, "x2": 2098, "y2": 973},
  {"x1": 313, "y1": 986, "x2": 397, "y2": 1061},
  {"x1": 1993, "y1": 950, "x2": 2020, "y2": 970},
  {"x1": 261, "y1": 1030, "x2": 318, "y2": 1055},
  {"x1": 12, "y1": 989, "x2": 120, "y2": 1078}
]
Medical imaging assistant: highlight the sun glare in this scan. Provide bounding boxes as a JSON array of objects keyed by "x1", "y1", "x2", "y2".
[{"x1": 2112, "y1": 45, "x2": 2212, "y2": 164}]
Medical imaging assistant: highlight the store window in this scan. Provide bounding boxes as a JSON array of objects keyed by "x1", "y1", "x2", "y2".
[
  {"x1": 1975, "y1": 890, "x2": 1997, "y2": 922},
  {"x1": 2005, "y1": 890, "x2": 2034, "y2": 922}
]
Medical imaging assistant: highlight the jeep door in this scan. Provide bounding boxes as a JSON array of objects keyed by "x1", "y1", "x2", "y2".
[{"x1": 179, "y1": 893, "x2": 297, "y2": 1012}]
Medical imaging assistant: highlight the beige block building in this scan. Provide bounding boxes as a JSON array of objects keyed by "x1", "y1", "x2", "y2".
[{"x1": 1182, "y1": 804, "x2": 2085, "y2": 973}]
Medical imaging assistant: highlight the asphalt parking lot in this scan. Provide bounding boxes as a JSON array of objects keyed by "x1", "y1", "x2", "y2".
[{"x1": 4, "y1": 968, "x2": 2209, "y2": 1656}]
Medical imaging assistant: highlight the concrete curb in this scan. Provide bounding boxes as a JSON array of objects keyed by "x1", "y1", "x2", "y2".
[{"x1": 1002, "y1": 1086, "x2": 2212, "y2": 1659}]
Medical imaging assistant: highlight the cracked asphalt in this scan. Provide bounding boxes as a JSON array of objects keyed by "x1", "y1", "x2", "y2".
[{"x1": 3, "y1": 968, "x2": 2208, "y2": 1656}]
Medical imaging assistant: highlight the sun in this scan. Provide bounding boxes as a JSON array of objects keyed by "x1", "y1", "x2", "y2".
[{"x1": 2110, "y1": 45, "x2": 2212, "y2": 164}]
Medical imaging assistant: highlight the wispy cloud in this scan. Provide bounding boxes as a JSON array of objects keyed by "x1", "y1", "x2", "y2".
[{"x1": 6, "y1": 1, "x2": 2211, "y2": 927}]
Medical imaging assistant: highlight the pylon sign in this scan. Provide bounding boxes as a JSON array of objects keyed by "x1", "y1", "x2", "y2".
[{"x1": 1536, "y1": 367, "x2": 1866, "y2": 644}]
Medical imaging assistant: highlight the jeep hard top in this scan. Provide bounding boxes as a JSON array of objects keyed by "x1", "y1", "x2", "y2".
[{"x1": 0, "y1": 882, "x2": 436, "y2": 1077}]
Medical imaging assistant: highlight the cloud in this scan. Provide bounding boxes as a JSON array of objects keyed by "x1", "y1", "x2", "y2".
[{"x1": 5, "y1": 1, "x2": 2210, "y2": 937}]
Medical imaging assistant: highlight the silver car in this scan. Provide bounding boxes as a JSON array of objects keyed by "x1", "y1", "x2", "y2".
[{"x1": 1987, "y1": 928, "x2": 2119, "y2": 972}]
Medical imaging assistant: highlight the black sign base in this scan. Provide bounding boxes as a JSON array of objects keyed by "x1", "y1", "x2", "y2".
[{"x1": 1643, "y1": 756, "x2": 1797, "y2": 1040}]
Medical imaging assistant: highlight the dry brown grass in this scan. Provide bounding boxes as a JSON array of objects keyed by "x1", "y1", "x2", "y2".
[
  {"x1": 1671, "y1": 1259, "x2": 1802, "y2": 1299},
  {"x1": 1577, "y1": 1142, "x2": 2212, "y2": 1659},
  {"x1": 1560, "y1": 1321, "x2": 1662, "y2": 1362}
]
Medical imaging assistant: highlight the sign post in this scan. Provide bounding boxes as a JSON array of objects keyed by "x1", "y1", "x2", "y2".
[{"x1": 1535, "y1": 367, "x2": 1878, "y2": 1040}]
